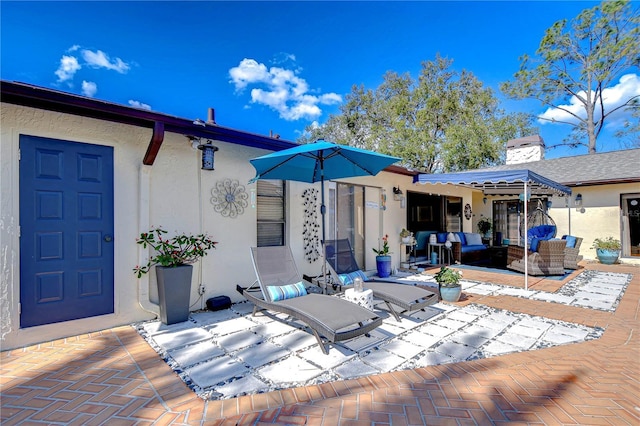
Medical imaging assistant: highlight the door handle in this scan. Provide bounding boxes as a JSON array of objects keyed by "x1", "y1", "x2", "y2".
[{"x1": 104, "y1": 235, "x2": 113, "y2": 242}]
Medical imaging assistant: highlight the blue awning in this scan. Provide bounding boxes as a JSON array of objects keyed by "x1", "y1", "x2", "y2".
[{"x1": 413, "y1": 169, "x2": 571, "y2": 196}]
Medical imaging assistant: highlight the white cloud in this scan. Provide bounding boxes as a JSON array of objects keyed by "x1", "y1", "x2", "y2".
[
  {"x1": 82, "y1": 49, "x2": 130, "y2": 73},
  {"x1": 128, "y1": 100, "x2": 152, "y2": 110},
  {"x1": 55, "y1": 55, "x2": 81, "y2": 82},
  {"x1": 229, "y1": 58, "x2": 342, "y2": 121},
  {"x1": 81, "y1": 80, "x2": 97, "y2": 97},
  {"x1": 538, "y1": 73, "x2": 640, "y2": 128}
]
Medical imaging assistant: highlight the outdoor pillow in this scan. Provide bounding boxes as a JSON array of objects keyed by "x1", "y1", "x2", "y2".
[
  {"x1": 446, "y1": 232, "x2": 460, "y2": 243},
  {"x1": 528, "y1": 225, "x2": 556, "y2": 241},
  {"x1": 465, "y1": 233, "x2": 483, "y2": 246},
  {"x1": 530, "y1": 237, "x2": 540, "y2": 252},
  {"x1": 266, "y1": 281, "x2": 308, "y2": 301},
  {"x1": 437, "y1": 232, "x2": 448, "y2": 243},
  {"x1": 562, "y1": 235, "x2": 577, "y2": 248},
  {"x1": 338, "y1": 269, "x2": 369, "y2": 286},
  {"x1": 455, "y1": 232, "x2": 467, "y2": 245}
]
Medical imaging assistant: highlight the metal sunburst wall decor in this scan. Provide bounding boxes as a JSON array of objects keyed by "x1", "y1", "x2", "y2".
[
  {"x1": 302, "y1": 188, "x2": 321, "y2": 263},
  {"x1": 210, "y1": 179, "x2": 248, "y2": 218}
]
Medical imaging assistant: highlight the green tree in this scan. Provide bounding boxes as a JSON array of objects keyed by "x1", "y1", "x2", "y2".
[
  {"x1": 501, "y1": 0, "x2": 640, "y2": 154},
  {"x1": 300, "y1": 55, "x2": 535, "y2": 172}
]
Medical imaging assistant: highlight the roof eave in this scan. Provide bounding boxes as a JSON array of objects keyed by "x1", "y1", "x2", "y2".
[{"x1": 1, "y1": 80, "x2": 298, "y2": 164}]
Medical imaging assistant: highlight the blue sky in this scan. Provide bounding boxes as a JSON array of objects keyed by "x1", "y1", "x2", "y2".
[{"x1": 2, "y1": 1, "x2": 638, "y2": 160}]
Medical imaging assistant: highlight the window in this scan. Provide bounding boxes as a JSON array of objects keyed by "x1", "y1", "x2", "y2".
[{"x1": 256, "y1": 180, "x2": 285, "y2": 246}]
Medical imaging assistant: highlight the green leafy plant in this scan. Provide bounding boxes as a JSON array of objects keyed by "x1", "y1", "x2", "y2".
[
  {"x1": 372, "y1": 234, "x2": 391, "y2": 256},
  {"x1": 133, "y1": 227, "x2": 217, "y2": 278},
  {"x1": 591, "y1": 236, "x2": 621, "y2": 250},
  {"x1": 399, "y1": 228, "x2": 411, "y2": 238},
  {"x1": 434, "y1": 266, "x2": 462, "y2": 288},
  {"x1": 477, "y1": 217, "x2": 492, "y2": 235}
]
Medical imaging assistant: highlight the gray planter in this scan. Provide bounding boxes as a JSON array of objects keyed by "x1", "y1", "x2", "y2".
[{"x1": 155, "y1": 265, "x2": 193, "y2": 325}]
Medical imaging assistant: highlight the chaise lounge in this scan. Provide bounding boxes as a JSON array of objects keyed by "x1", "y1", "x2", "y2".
[
  {"x1": 237, "y1": 246, "x2": 382, "y2": 354},
  {"x1": 323, "y1": 239, "x2": 439, "y2": 321}
]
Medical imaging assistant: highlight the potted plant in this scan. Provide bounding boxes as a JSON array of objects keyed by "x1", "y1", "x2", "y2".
[
  {"x1": 434, "y1": 266, "x2": 463, "y2": 302},
  {"x1": 477, "y1": 217, "x2": 492, "y2": 237},
  {"x1": 372, "y1": 234, "x2": 392, "y2": 278},
  {"x1": 134, "y1": 227, "x2": 217, "y2": 325},
  {"x1": 400, "y1": 228, "x2": 413, "y2": 244},
  {"x1": 591, "y1": 236, "x2": 621, "y2": 265}
]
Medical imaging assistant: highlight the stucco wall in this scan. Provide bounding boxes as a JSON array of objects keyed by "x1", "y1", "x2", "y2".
[{"x1": 0, "y1": 102, "x2": 475, "y2": 349}]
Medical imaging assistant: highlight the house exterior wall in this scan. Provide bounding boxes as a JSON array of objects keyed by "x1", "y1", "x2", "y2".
[{"x1": 1, "y1": 102, "x2": 475, "y2": 349}]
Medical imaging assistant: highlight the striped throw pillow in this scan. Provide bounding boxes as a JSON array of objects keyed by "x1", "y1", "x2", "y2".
[
  {"x1": 266, "y1": 281, "x2": 308, "y2": 301},
  {"x1": 337, "y1": 270, "x2": 369, "y2": 286}
]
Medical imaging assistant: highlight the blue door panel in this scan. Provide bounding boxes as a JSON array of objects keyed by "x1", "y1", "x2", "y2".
[{"x1": 20, "y1": 135, "x2": 114, "y2": 328}]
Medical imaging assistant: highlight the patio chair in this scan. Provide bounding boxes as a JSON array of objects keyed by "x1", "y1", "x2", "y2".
[
  {"x1": 236, "y1": 246, "x2": 382, "y2": 355},
  {"x1": 562, "y1": 235, "x2": 583, "y2": 269},
  {"x1": 506, "y1": 239, "x2": 567, "y2": 276},
  {"x1": 323, "y1": 239, "x2": 439, "y2": 321}
]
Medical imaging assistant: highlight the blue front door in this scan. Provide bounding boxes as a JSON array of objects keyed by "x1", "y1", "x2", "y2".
[{"x1": 20, "y1": 135, "x2": 114, "y2": 328}]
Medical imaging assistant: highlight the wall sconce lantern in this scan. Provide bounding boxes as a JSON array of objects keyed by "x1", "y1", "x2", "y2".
[
  {"x1": 392, "y1": 186, "x2": 404, "y2": 201},
  {"x1": 198, "y1": 139, "x2": 219, "y2": 171},
  {"x1": 482, "y1": 197, "x2": 488, "y2": 205},
  {"x1": 574, "y1": 193, "x2": 582, "y2": 207}
]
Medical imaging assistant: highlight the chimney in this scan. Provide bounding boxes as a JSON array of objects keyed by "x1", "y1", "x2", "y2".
[
  {"x1": 506, "y1": 135, "x2": 545, "y2": 165},
  {"x1": 207, "y1": 108, "x2": 216, "y2": 125}
]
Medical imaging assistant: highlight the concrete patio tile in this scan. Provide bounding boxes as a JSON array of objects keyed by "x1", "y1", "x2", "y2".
[
  {"x1": 271, "y1": 329, "x2": 317, "y2": 352},
  {"x1": 216, "y1": 329, "x2": 263, "y2": 352},
  {"x1": 446, "y1": 310, "x2": 480, "y2": 323},
  {"x1": 531, "y1": 292, "x2": 575, "y2": 304},
  {"x1": 544, "y1": 324, "x2": 591, "y2": 343},
  {"x1": 214, "y1": 374, "x2": 270, "y2": 399},
  {"x1": 407, "y1": 306, "x2": 445, "y2": 321},
  {"x1": 333, "y1": 358, "x2": 381, "y2": 379},
  {"x1": 205, "y1": 317, "x2": 257, "y2": 336},
  {"x1": 257, "y1": 356, "x2": 323, "y2": 384},
  {"x1": 361, "y1": 348, "x2": 406, "y2": 371},
  {"x1": 339, "y1": 329, "x2": 388, "y2": 352},
  {"x1": 298, "y1": 345, "x2": 356, "y2": 370},
  {"x1": 450, "y1": 331, "x2": 491, "y2": 348},
  {"x1": 460, "y1": 324, "x2": 502, "y2": 340},
  {"x1": 142, "y1": 319, "x2": 195, "y2": 336},
  {"x1": 417, "y1": 323, "x2": 455, "y2": 338},
  {"x1": 415, "y1": 350, "x2": 455, "y2": 367},
  {"x1": 234, "y1": 342, "x2": 290, "y2": 368},
  {"x1": 191, "y1": 310, "x2": 239, "y2": 325},
  {"x1": 167, "y1": 340, "x2": 225, "y2": 367},
  {"x1": 434, "y1": 341, "x2": 477, "y2": 361},
  {"x1": 151, "y1": 327, "x2": 213, "y2": 350},
  {"x1": 401, "y1": 330, "x2": 441, "y2": 349},
  {"x1": 431, "y1": 317, "x2": 468, "y2": 331},
  {"x1": 481, "y1": 339, "x2": 523, "y2": 356},
  {"x1": 499, "y1": 287, "x2": 537, "y2": 298},
  {"x1": 508, "y1": 322, "x2": 552, "y2": 339},
  {"x1": 252, "y1": 321, "x2": 300, "y2": 338},
  {"x1": 185, "y1": 355, "x2": 249, "y2": 388},
  {"x1": 464, "y1": 283, "x2": 500, "y2": 295},
  {"x1": 379, "y1": 338, "x2": 424, "y2": 359},
  {"x1": 230, "y1": 301, "x2": 256, "y2": 315},
  {"x1": 495, "y1": 333, "x2": 537, "y2": 350}
]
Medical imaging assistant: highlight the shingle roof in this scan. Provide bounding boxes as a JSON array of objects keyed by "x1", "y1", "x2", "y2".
[{"x1": 478, "y1": 149, "x2": 640, "y2": 186}]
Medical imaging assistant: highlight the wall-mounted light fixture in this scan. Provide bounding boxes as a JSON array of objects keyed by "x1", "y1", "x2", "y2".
[
  {"x1": 482, "y1": 197, "x2": 488, "y2": 205},
  {"x1": 392, "y1": 186, "x2": 403, "y2": 201},
  {"x1": 574, "y1": 193, "x2": 582, "y2": 207},
  {"x1": 198, "y1": 139, "x2": 219, "y2": 171}
]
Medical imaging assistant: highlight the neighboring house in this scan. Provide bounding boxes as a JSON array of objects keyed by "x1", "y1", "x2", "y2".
[
  {"x1": 2, "y1": 81, "x2": 477, "y2": 350},
  {"x1": 473, "y1": 136, "x2": 640, "y2": 263}
]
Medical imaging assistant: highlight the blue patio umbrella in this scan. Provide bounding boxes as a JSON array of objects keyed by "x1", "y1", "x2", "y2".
[{"x1": 250, "y1": 140, "x2": 400, "y2": 244}]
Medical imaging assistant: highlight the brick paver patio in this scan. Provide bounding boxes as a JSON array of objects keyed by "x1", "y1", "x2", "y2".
[{"x1": 1, "y1": 262, "x2": 638, "y2": 425}]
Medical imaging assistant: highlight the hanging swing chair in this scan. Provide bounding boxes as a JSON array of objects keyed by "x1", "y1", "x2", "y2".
[{"x1": 520, "y1": 199, "x2": 556, "y2": 237}]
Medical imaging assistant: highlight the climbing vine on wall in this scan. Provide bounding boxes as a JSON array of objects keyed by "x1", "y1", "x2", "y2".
[{"x1": 302, "y1": 188, "x2": 321, "y2": 263}]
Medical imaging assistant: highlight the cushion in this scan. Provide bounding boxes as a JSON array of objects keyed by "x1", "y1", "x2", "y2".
[
  {"x1": 530, "y1": 237, "x2": 540, "y2": 252},
  {"x1": 461, "y1": 244, "x2": 487, "y2": 253},
  {"x1": 338, "y1": 270, "x2": 368, "y2": 286},
  {"x1": 464, "y1": 233, "x2": 483, "y2": 246},
  {"x1": 562, "y1": 235, "x2": 577, "y2": 248},
  {"x1": 266, "y1": 281, "x2": 308, "y2": 301},
  {"x1": 437, "y1": 232, "x2": 448, "y2": 243},
  {"x1": 447, "y1": 232, "x2": 461, "y2": 243},
  {"x1": 528, "y1": 225, "x2": 556, "y2": 241},
  {"x1": 455, "y1": 232, "x2": 467, "y2": 245}
]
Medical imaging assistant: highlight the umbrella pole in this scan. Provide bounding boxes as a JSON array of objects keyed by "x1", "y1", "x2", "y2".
[
  {"x1": 524, "y1": 181, "x2": 529, "y2": 291},
  {"x1": 320, "y1": 158, "x2": 328, "y2": 293}
]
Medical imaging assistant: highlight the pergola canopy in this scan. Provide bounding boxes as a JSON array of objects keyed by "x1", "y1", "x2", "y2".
[{"x1": 413, "y1": 169, "x2": 571, "y2": 197}]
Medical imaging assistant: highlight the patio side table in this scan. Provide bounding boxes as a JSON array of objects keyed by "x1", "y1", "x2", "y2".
[{"x1": 343, "y1": 288, "x2": 374, "y2": 311}]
